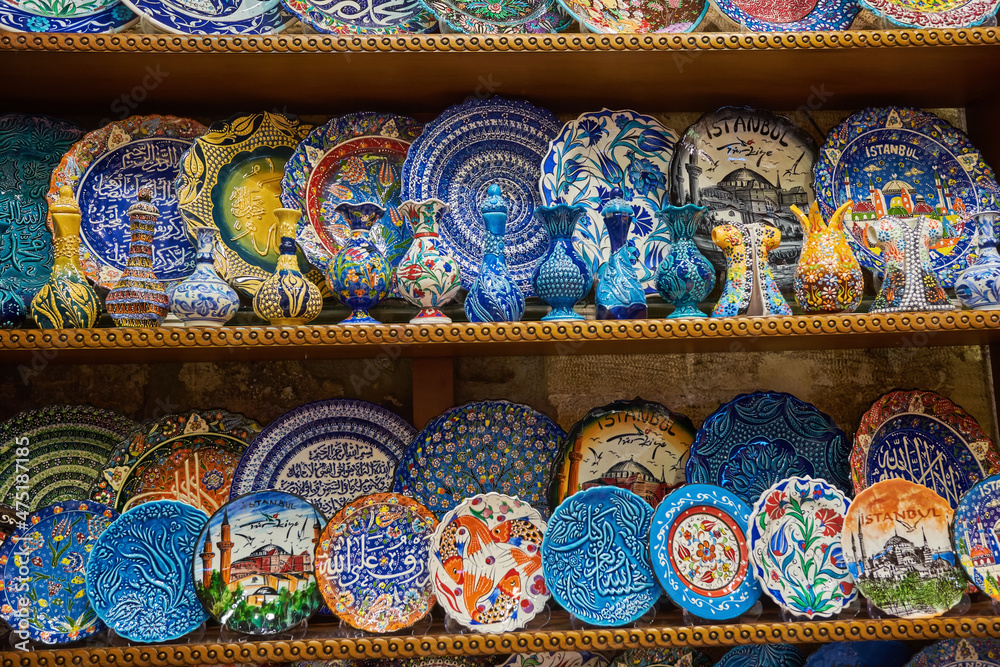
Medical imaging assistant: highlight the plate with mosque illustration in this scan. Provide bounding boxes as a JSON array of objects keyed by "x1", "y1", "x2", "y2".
[
  {"x1": 193, "y1": 490, "x2": 325, "y2": 635},
  {"x1": 175, "y1": 111, "x2": 320, "y2": 297},
  {"x1": 0, "y1": 0, "x2": 135, "y2": 32},
  {"x1": 953, "y1": 475, "x2": 1000, "y2": 604},
  {"x1": 716, "y1": 644, "x2": 806, "y2": 667},
  {"x1": 851, "y1": 389, "x2": 1000, "y2": 509},
  {"x1": 905, "y1": 638, "x2": 1000, "y2": 666},
  {"x1": 117, "y1": 0, "x2": 296, "y2": 33},
  {"x1": 89, "y1": 410, "x2": 261, "y2": 517},
  {"x1": 47, "y1": 115, "x2": 206, "y2": 289},
  {"x1": 860, "y1": 0, "x2": 1000, "y2": 28},
  {"x1": 712, "y1": 0, "x2": 858, "y2": 31},
  {"x1": 611, "y1": 648, "x2": 711, "y2": 667},
  {"x1": 281, "y1": 0, "x2": 436, "y2": 32},
  {"x1": 549, "y1": 397, "x2": 695, "y2": 508},
  {"x1": 501, "y1": 652, "x2": 611, "y2": 667},
  {"x1": 686, "y1": 391, "x2": 852, "y2": 506},
  {"x1": 814, "y1": 106, "x2": 1000, "y2": 288}
]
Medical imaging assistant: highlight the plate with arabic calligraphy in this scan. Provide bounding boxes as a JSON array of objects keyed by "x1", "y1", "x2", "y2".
[
  {"x1": 281, "y1": 0, "x2": 436, "y2": 32},
  {"x1": 716, "y1": 645, "x2": 805, "y2": 667},
  {"x1": 851, "y1": 389, "x2": 1000, "y2": 509},
  {"x1": 502, "y1": 652, "x2": 611, "y2": 667},
  {"x1": 860, "y1": 0, "x2": 999, "y2": 27},
  {"x1": 89, "y1": 410, "x2": 261, "y2": 516},
  {"x1": 904, "y1": 638, "x2": 1000, "y2": 667},
  {"x1": 0, "y1": 0, "x2": 135, "y2": 32},
  {"x1": 712, "y1": 0, "x2": 858, "y2": 31},
  {"x1": 47, "y1": 115, "x2": 206, "y2": 289},
  {"x1": 118, "y1": 0, "x2": 296, "y2": 33},
  {"x1": 611, "y1": 648, "x2": 711, "y2": 667}
]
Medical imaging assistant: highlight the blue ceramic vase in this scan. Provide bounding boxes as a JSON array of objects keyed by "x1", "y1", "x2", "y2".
[
  {"x1": 596, "y1": 189, "x2": 646, "y2": 320},
  {"x1": 956, "y1": 212, "x2": 1000, "y2": 310},
  {"x1": 654, "y1": 204, "x2": 715, "y2": 318},
  {"x1": 532, "y1": 204, "x2": 592, "y2": 321},
  {"x1": 169, "y1": 227, "x2": 240, "y2": 327},
  {"x1": 328, "y1": 201, "x2": 393, "y2": 325},
  {"x1": 464, "y1": 184, "x2": 526, "y2": 323}
]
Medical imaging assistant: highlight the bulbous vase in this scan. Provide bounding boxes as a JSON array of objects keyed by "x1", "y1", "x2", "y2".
[
  {"x1": 531, "y1": 203, "x2": 592, "y2": 321},
  {"x1": 170, "y1": 227, "x2": 240, "y2": 327},
  {"x1": 653, "y1": 204, "x2": 714, "y2": 318},
  {"x1": 396, "y1": 199, "x2": 462, "y2": 324},
  {"x1": 955, "y1": 211, "x2": 1000, "y2": 310},
  {"x1": 253, "y1": 208, "x2": 323, "y2": 325},
  {"x1": 791, "y1": 201, "x2": 864, "y2": 314},
  {"x1": 327, "y1": 201, "x2": 393, "y2": 325}
]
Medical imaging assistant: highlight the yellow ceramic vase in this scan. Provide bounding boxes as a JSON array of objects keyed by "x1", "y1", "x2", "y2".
[
  {"x1": 790, "y1": 201, "x2": 864, "y2": 314},
  {"x1": 252, "y1": 208, "x2": 322, "y2": 325}
]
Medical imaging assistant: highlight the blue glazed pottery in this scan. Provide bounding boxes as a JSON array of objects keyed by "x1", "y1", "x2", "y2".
[
  {"x1": 904, "y1": 639, "x2": 1000, "y2": 667},
  {"x1": 596, "y1": 188, "x2": 647, "y2": 320},
  {"x1": 170, "y1": 227, "x2": 240, "y2": 327},
  {"x1": 653, "y1": 204, "x2": 715, "y2": 318},
  {"x1": 464, "y1": 184, "x2": 526, "y2": 323},
  {"x1": 716, "y1": 644, "x2": 805, "y2": 667},
  {"x1": 956, "y1": 211, "x2": 1000, "y2": 310},
  {"x1": 532, "y1": 204, "x2": 593, "y2": 321},
  {"x1": 805, "y1": 641, "x2": 911, "y2": 667},
  {"x1": 328, "y1": 201, "x2": 393, "y2": 325},
  {"x1": 0, "y1": 283, "x2": 25, "y2": 330}
]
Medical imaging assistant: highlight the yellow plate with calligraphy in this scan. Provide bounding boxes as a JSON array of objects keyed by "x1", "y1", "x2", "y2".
[{"x1": 175, "y1": 112, "x2": 323, "y2": 297}]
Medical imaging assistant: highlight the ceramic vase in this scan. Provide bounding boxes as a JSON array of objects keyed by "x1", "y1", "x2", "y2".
[
  {"x1": 955, "y1": 212, "x2": 1000, "y2": 310},
  {"x1": 711, "y1": 223, "x2": 791, "y2": 317},
  {"x1": 596, "y1": 189, "x2": 646, "y2": 320},
  {"x1": 464, "y1": 184, "x2": 526, "y2": 323},
  {"x1": 30, "y1": 186, "x2": 100, "y2": 329},
  {"x1": 396, "y1": 199, "x2": 462, "y2": 324},
  {"x1": 253, "y1": 208, "x2": 323, "y2": 325},
  {"x1": 653, "y1": 204, "x2": 715, "y2": 318},
  {"x1": 867, "y1": 215, "x2": 956, "y2": 313},
  {"x1": 105, "y1": 189, "x2": 169, "y2": 328},
  {"x1": 791, "y1": 202, "x2": 864, "y2": 314},
  {"x1": 169, "y1": 227, "x2": 240, "y2": 327},
  {"x1": 328, "y1": 201, "x2": 393, "y2": 325},
  {"x1": 532, "y1": 204, "x2": 593, "y2": 321}
]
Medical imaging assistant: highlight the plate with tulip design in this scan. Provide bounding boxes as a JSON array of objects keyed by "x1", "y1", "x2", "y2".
[
  {"x1": 0, "y1": 0, "x2": 135, "y2": 32},
  {"x1": 749, "y1": 476, "x2": 856, "y2": 619}
]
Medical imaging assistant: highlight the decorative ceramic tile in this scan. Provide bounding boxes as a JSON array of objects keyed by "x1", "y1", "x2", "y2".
[
  {"x1": 905, "y1": 639, "x2": 1000, "y2": 667},
  {"x1": 805, "y1": 641, "x2": 912, "y2": 667},
  {"x1": 953, "y1": 473, "x2": 1000, "y2": 602},
  {"x1": 716, "y1": 645, "x2": 805, "y2": 667},
  {"x1": 0, "y1": 0, "x2": 135, "y2": 31},
  {"x1": 860, "y1": 0, "x2": 1000, "y2": 27},
  {"x1": 118, "y1": 0, "x2": 296, "y2": 32},
  {"x1": 553, "y1": 0, "x2": 706, "y2": 31},
  {"x1": 501, "y1": 652, "x2": 611, "y2": 667},
  {"x1": 713, "y1": 0, "x2": 859, "y2": 30},
  {"x1": 282, "y1": 0, "x2": 436, "y2": 32},
  {"x1": 611, "y1": 648, "x2": 711, "y2": 667}
]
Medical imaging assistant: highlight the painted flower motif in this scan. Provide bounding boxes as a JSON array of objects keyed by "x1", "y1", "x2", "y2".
[
  {"x1": 815, "y1": 508, "x2": 843, "y2": 537},
  {"x1": 342, "y1": 156, "x2": 367, "y2": 185},
  {"x1": 696, "y1": 540, "x2": 715, "y2": 562},
  {"x1": 26, "y1": 15, "x2": 50, "y2": 31},
  {"x1": 764, "y1": 491, "x2": 786, "y2": 520},
  {"x1": 201, "y1": 469, "x2": 225, "y2": 491},
  {"x1": 626, "y1": 153, "x2": 665, "y2": 197},
  {"x1": 577, "y1": 118, "x2": 607, "y2": 147}
]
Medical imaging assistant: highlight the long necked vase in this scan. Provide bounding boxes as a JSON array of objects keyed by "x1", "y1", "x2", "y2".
[
  {"x1": 955, "y1": 211, "x2": 1000, "y2": 310},
  {"x1": 253, "y1": 208, "x2": 322, "y2": 325},
  {"x1": 596, "y1": 189, "x2": 646, "y2": 320},
  {"x1": 30, "y1": 186, "x2": 100, "y2": 329},
  {"x1": 328, "y1": 201, "x2": 393, "y2": 325},
  {"x1": 396, "y1": 199, "x2": 461, "y2": 324},
  {"x1": 464, "y1": 184, "x2": 525, "y2": 323},
  {"x1": 868, "y1": 215, "x2": 956, "y2": 313},
  {"x1": 653, "y1": 204, "x2": 715, "y2": 318},
  {"x1": 170, "y1": 227, "x2": 240, "y2": 327},
  {"x1": 711, "y1": 223, "x2": 791, "y2": 317},
  {"x1": 532, "y1": 203, "x2": 592, "y2": 321},
  {"x1": 105, "y1": 189, "x2": 169, "y2": 327},
  {"x1": 791, "y1": 201, "x2": 864, "y2": 314}
]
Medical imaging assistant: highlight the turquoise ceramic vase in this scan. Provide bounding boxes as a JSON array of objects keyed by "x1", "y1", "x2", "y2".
[
  {"x1": 654, "y1": 204, "x2": 715, "y2": 318},
  {"x1": 464, "y1": 184, "x2": 525, "y2": 323},
  {"x1": 532, "y1": 204, "x2": 592, "y2": 321},
  {"x1": 596, "y1": 188, "x2": 646, "y2": 320}
]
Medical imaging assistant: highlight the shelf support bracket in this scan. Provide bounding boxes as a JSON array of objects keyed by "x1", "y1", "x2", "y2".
[{"x1": 412, "y1": 356, "x2": 454, "y2": 428}]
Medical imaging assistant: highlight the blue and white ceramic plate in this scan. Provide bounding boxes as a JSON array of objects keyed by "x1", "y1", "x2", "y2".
[
  {"x1": 0, "y1": 501, "x2": 118, "y2": 645},
  {"x1": 117, "y1": 0, "x2": 295, "y2": 33},
  {"x1": 954, "y1": 474, "x2": 1000, "y2": 601},
  {"x1": 0, "y1": 0, "x2": 135, "y2": 32},
  {"x1": 281, "y1": 0, "x2": 436, "y2": 32},
  {"x1": 805, "y1": 641, "x2": 911, "y2": 667},
  {"x1": 393, "y1": 400, "x2": 565, "y2": 518},
  {"x1": 905, "y1": 639, "x2": 1000, "y2": 667},
  {"x1": 86, "y1": 500, "x2": 209, "y2": 643},
  {"x1": 230, "y1": 399, "x2": 415, "y2": 518},
  {"x1": 612, "y1": 648, "x2": 711, "y2": 667},
  {"x1": 541, "y1": 486, "x2": 658, "y2": 626},
  {"x1": 649, "y1": 484, "x2": 761, "y2": 621},
  {"x1": 401, "y1": 97, "x2": 561, "y2": 296},
  {"x1": 686, "y1": 391, "x2": 852, "y2": 505},
  {"x1": 716, "y1": 645, "x2": 806, "y2": 667},
  {"x1": 502, "y1": 653, "x2": 611, "y2": 667},
  {"x1": 712, "y1": 0, "x2": 858, "y2": 31},
  {"x1": 540, "y1": 109, "x2": 679, "y2": 292},
  {"x1": 814, "y1": 107, "x2": 1000, "y2": 288}
]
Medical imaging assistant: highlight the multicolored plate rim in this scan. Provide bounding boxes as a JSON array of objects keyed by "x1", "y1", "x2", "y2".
[
  {"x1": 281, "y1": 0, "x2": 437, "y2": 32},
  {"x1": 859, "y1": 0, "x2": 1000, "y2": 27},
  {"x1": 712, "y1": 0, "x2": 859, "y2": 30},
  {"x1": 555, "y1": 0, "x2": 707, "y2": 32},
  {"x1": 0, "y1": 1, "x2": 135, "y2": 31},
  {"x1": 117, "y1": 0, "x2": 296, "y2": 33}
]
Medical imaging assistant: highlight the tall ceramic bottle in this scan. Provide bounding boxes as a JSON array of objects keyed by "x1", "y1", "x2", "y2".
[
  {"x1": 596, "y1": 188, "x2": 646, "y2": 320},
  {"x1": 464, "y1": 184, "x2": 525, "y2": 323},
  {"x1": 711, "y1": 224, "x2": 751, "y2": 317},
  {"x1": 531, "y1": 203, "x2": 592, "y2": 321},
  {"x1": 867, "y1": 215, "x2": 955, "y2": 313},
  {"x1": 253, "y1": 208, "x2": 322, "y2": 325},
  {"x1": 396, "y1": 199, "x2": 462, "y2": 324},
  {"x1": 653, "y1": 204, "x2": 715, "y2": 318},
  {"x1": 955, "y1": 211, "x2": 1000, "y2": 310},
  {"x1": 105, "y1": 189, "x2": 169, "y2": 327},
  {"x1": 30, "y1": 186, "x2": 100, "y2": 328},
  {"x1": 170, "y1": 227, "x2": 240, "y2": 327},
  {"x1": 790, "y1": 201, "x2": 863, "y2": 314},
  {"x1": 743, "y1": 222, "x2": 792, "y2": 316},
  {"x1": 327, "y1": 201, "x2": 393, "y2": 325}
]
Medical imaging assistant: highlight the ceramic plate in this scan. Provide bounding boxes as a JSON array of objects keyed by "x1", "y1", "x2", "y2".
[
  {"x1": 430, "y1": 493, "x2": 548, "y2": 632},
  {"x1": 502, "y1": 653, "x2": 611, "y2": 667},
  {"x1": 542, "y1": 486, "x2": 658, "y2": 626},
  {"x1": 316, "y1": 493, "x2": 437, "y2": 633},
  {"x1": 953, "y1": 473, "x2": 1000, "y2": 601},
  {"x1": 118, "y1": 0, "x2": 296, "y2": 33},
  {"x1": 90, "y1": 410, "x2": 261, "y2": 516},
  {"x1": 649, "y1": 484, "x2": 761, "y2": 621},
  {"x1": 815, "y1": 107, "x2": 1000, "y2": 287},
  {"x1": 686, "y1": 391, "x2": 852, "y2": 506},
  {"x1": 540, "y1": 110, "x2": 680, "y2": 291},
  {"x1": 860, "y1": 0, "x2": 999, "y2": 27},
  {"x1": 716, "y1": 645, "x2": 806, "y2": 667},
  {"x1": 905, "y1": 639, "x2": 1000, "y2": 667},
  {"x1": 394, "y1": 400, "x2": 565, "y2": 518},
  {"x1": 281, "y1": 113, "x2": 423, "y2": 273},
  {"x1": 47, "y1": 115, "x2": 206, "y2": 289},
  {"x1": 86, "y1": 500, "x2": 209, "y2": 643},
  {"x1": 417, "y1": 0, "x2": 545, "y2": 29},
  {"x1": 612, "y1": 648, "x2": 711, "y2": 667},
  {"x1": 669, "y1": 106, "x2": 818, "y2": 293},
  {"x1": 429, "y1": 0, "x2": 573, "y2": 30},
  {"x1": 0, "y1": 0, "x2": 135, "y2": 31},
  {"x1": 401, "y1": 97, "x2": 561, "y2": 296},
  {"x1": 549, "y1": 397, "x2": 695, "y2": 508},
  {"x1": 0, "y1": 405, "x2": 138, "y2": 512},
  {"x1": 554, "y1": 0, "x2": 705, "y2": 31},
  {"x1": 282, "y1": 0, "x2": 436, "y2": 31},
  {"x1": 749, "y1": 476, "x2": 856, "y2": 619},
  {"x1": 0, "y1": 501, "x2": 118, "y2": 645},
  {"x1": 851, "y1": 389, "x2": 1000, "y2": 508},
  {"x1": 805, "y1": 641, "x2": 912, "y2": 667},
  {"x1": 194, "y1": 491, "x2": 324, "y2": 635},
  {"x1": 175, "y1": 111, "x2": 316, "y2": 297},
  {"x1": 843, "y1": 478, "x2": 966, "y2": 619},
  {"x1": 712, "y1": 0, "x2": 858, "y2": 30}
]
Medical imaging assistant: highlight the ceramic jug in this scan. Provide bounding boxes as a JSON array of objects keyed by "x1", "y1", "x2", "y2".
[
  {"x1": 867, "y1": 215, "x2": 956, "y2": 313},
  {"x1": 253, "y1": 208, "x2": 322, "y2": 325},
  {"x1": 596, "y1": 188, "x2": 646, "y2": 320},
  {"x1": 711, "y1": 223, "x2": 791, "y2": 317},
  {"x1": 396, "y1": 199, "x2": 462, "y2": 324},
  {"x1": 170, "y1": 227, "x2": 240, "y2": 327},
  {"x1": 532, "y1": 203, "x2": 593, "y2": 321},
  {"x1": 653, "y1": 204, "x2": 715, "y2": 318},
  {"x1": 327, "y1": 201, "x2": 393, "y2": 325},
  {"x1": 105, "y1": 189, "x2": 169, "y2": 328},
  {"x1": 464, "y1": 184, "x2": 525, "y2": 323},
  {"x1": 790, "y1": 201, "x2": 864, "y2": 314},
  {"x1": 30, "y1": 186, "x2": 100, "y2": 329},
  {"x1": 955, "y1": 212, "x2": 1000, "y2": 310}
]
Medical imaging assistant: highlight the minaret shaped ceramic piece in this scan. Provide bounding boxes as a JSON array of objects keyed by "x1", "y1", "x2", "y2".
[
  {"x1": 790, "y1": 201, "x2": 864, "y2": 314},
  {"x1": 596, "y1": 188, "x2": 646, "y2": 320},
  {"x1": 532, "y1": 203, "x2": 593, "y2": 321},
  {"x1": 653, "y1": 204, "x2": 715, "y2": 318},
  {"x1": 956, "y1": 211, "x2": 1000, "y2": 310},
  {"x1": 328, "y1": 201, "x2": 393, "y2": 324},
  {"x1": 170, "y1": 227, "x2": 240, "y2": 327},
  {"x1": 464, "y1": 184, "x2": 525, "y2": 323},
  {"x1": 253, "y1": 208, "x2": 322, "y2": 325},
  {"x1": 105, "y1": 189, "x2": 169, "y2": 328},
  {"x1": 867, "y1": 215, "x2": 956, "y2": 313},
  {"x1": 396, "y1": 199, "x2": 462, "y2": 324}
]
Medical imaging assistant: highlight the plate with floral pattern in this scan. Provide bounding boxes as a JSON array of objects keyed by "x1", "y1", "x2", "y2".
[
  {"x1": 611, "y1": 648, "x2": 711, "y2": 667},
  {"x1": 502, "y1": 652, "x2": 611, "y2": 667},
  {"x1": 554, "y1": 0, "x2": 706, "y2": 32},
  {"x1": 649, "y1": 484, "x2": 761, "y2": 621},
  {"x1": 716, "y1": 645, "x2": 805, "y2": 667},
  {"x1": 950, "y1": 474, "x2": 1000, "y2": 601},
  {"x1": 428, "y1": 0, "x2": 573, "y2": 30},
  {"x1": 860, "y1": 0, "x2": 999, "y2": 27},
  {"x1": 0, "y1": 501, "x2": 118, "y2": 645},
  {"x1": 118, "y1": 0, "x2": 295, "y2": 33},
  {"x1": 0, "y1": 0, "x2": 135, "y2": 31},
  {"x1": 282, "y1": 0, "x2": 436, "y2": 31},
  {"x1": 712, "y1": 0, "x2": 858, "y2": 30},
  {"x1": 805, "y1": 641, "x2": 911, "y2": 667},
  {"x1": 905, "y1": 638, "x2": 1000, "y2": 667},
  {"x1": 749, "y1": 476, "x2": 856, "y2": 619},
  {"x1": 540, "y1": 110, "x2": 680, "y2": 291}
]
